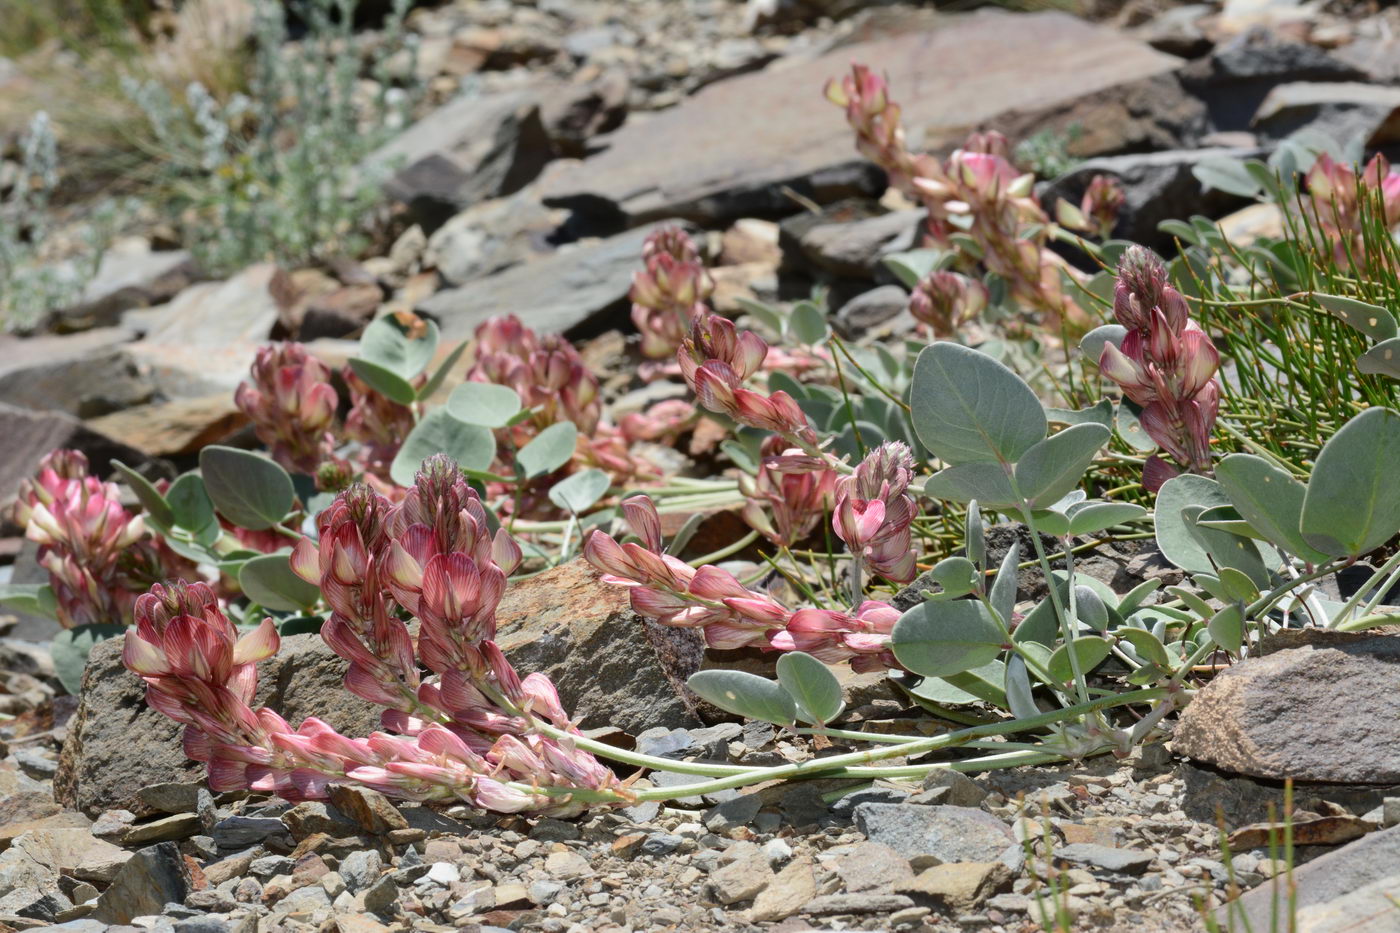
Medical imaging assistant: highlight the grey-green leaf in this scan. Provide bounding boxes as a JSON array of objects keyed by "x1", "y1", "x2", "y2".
[
  {"x1": 686, "y1": 670, "x2": 797, "y2": 725},
  {"x1": 1067, "y1": 502, "x2": 1147, "y2": 537},
  {"x1": 775, "y1": 652, "x2": 844, "y2": 726},
  {"x1": 1312, "y1": 294, "x2": 1397, "y2": 342},
  {"x1": 52, "y1": 624, "x2": 126, "y2": 695},
  {"x1": 989, "y1": 542, "x2": 1020, "y2": 626},
  {"x1": 239, "y1": 552, "x2": 322, "y2": 612},
  {"x1": 910, "y1": 343, "x2": 1047, "y2": 465},
  {"x1": 1015, "y1": 423, "x2": 1110, "y2": 509},
  {"x1": 200, "y1": 446, "x2": 295, "y2": 531},
  {"x1": 516, "y1": 421, "x2": 579, "y2": 479},
  {"x1": 1300, "y1": 407, "x2": 1400, "y2": 557},
  {"x1": 1154, "y1": 474, "x2": 1231, "y2": 573},
  {"x1": 922, "y1": 462, "x2": 1018, "y2": 508},
  {"x1": 390, "y1": 410, "x2": 497, "y2": 487},
  {"x1": 447, "y1": 383, "x2": 522, "y2": 428},
  {"x1": 359, "y1": 314, "x2": 440, "y2": 379},
  {"x1": 166, "y1": 473, "x2": 216, "y2": 534},
  {"x1": 1358, "y1": 338, "x2": 1400, "y2": 380},
  {"x1": 112, "y1": 460, "x2": 175, "y2": 530},
  {"x1": 347, "y1": 357, "x2": 418, "y2": 406},
  {"x1": 1047, "y1": 636, "x2": 1112, "y2": 683},
  {"x1": 1215, "y1": 453, "x2": 1329, "y2": 563},
  {"x1": 891, "y1": 600, "x2": 1004, "y2": 678},
  {"x1": 548, "y1": 468, "x2": 610, "y2": 514}
]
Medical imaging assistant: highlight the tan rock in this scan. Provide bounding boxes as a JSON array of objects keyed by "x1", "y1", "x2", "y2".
[
  {"x1": 750, "y1": 855, "x2": 816, "y2": 922},
  {"x1": 326, "y1": 785, "x2": 409, "y2": 835},
  {"x1": 895, "y1": 861, "x2": 1011, "y2": 909}
]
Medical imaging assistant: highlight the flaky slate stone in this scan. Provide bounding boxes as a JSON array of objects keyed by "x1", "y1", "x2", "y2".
[
  {"x1": 417, "y1": 221, "x2": 689, "y2": 340},
  {"x1": 55, "y1": 633, "x2": 382, "y2": 816},
  {"x1": 1174, "y1": 635, "x2": 1400, "y2": 783},
  {"x1": 853, "y1": 803, "x2": 1016, "y2": 863},
  {"x1": 0, "y1": 402, "x2": 148, "y2": 503},
  {"x1": 495, "y1": 559, "x2": 706, "y2": 734},
  {"x1": 91, "y1": 842, "x2": 190, "y2": 924},
  {"x1": 542, "y1": 10, "x2": 1179, "y2": 226}
]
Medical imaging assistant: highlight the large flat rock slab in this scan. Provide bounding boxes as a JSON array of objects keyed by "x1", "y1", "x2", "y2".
[{"x1": 541, "y1": 10, "x2": 1180, "y2": 226}]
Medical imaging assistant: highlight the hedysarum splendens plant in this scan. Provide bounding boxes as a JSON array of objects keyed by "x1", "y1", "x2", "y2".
[
  {"x1": 825, "y1": 65, "x2": 1087, "y2": 330},
  {"x1": 13, "y1": 450, "x2": 189, "y2": 629},
  {"x1": 125, "y1": 456, "x2": 625, "y2": 814},
  {"x1": 630, "y1": 226, "x2": 714, "y2": 360},
  {"x1": 1097, "y1": 246, "x2": 1220, "y2": 490},
  {"x1": 235, "y1": 343, "x2": 339, "y2": 475}
]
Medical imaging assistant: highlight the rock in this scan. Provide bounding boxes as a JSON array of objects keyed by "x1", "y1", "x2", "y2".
[
  {"x1": 120, "y1": 813, "x2": 201, "y2": 845},
  {"x1": 1038, "y1": 147, "x2": 1264, "y2": 251},
  {"x1": 418, "y1": 221, "x2": 690, "y2": 342},
  {"x1": 1174, "y1": 636, "x2": 1400, "y2": 783},
  {"x1": 339, "y1": 850, "x2": 382, "y2": 894},
  {"x1": 789, "y1": 208, "x2": 924, "y2": 279},
  {"x1": 918, "y1": 770, "x2": 990, "y2": 809},
  {"x1": 703, "y1": 795, "x2": 762, "y2": 832},
  {"x1": 364, "y1": 89, "x2": 553, "y2": 230},
  {"x1": 803, "y1": 892, "x2": 916, "y2": 915},
  {"x1": 831, "y1": 841, "x2": 914, "y2": 893},
  {"x1": 543, "y1": 850, "x2": 591, "y2": 881},
  {"x1": 138, "y1": 263, "x2": 292, "y2": 349},
  {"x1": 1251, "y1": 82, "x2": 1400, "y2": 145},
  {"x1": 1292, "y1": 871, "x2": 1400, "y2": 932},
  {"x1": 55, "y1": 633, "x2": 382, "y2": 816},
  {"x1": 91, "y1": 842, "x2": 191, "y2": 924},
  {"x1": 1054, "y1": 843, "x2": 1154, "y2": 874},
  {"x1": 210, "y1": 816, "x2": 288, "y2": 850},
  {"x1": 709, "y1": 848, "x2": 773, "y2": 904},
  {"x1": 539, "y1": 71, "x2": 630, "y2": 159},
  {"x1": 1216, "y1": 201, "x2": 1285, "y2": 246},
  {"x1": 833, "y1": 286, "x2": 911, "y2": 339},
  {"x1": 0, "y1": 328, "x2": 153, "y2": 418},
  {"x1": 0, "y1": 793, "x2": 89, "y2": 848},
  {"x1": 1222, "y1": 824, "x2": 1400, "y2": 931},
  {"x1": 84, "y1": 396, "x2": 247, "y2": 458},
  {"x1": 1333, "y1": 36, "x2": 1400, "y2": 85},
  {"x1": 895, "y1": 861, "x2": 1011, "y2": 908},
  {"x1": 361, "y1": 874, "x2": 398, "y2": 914},
  {"x1": 1133, "y1": 3, "x2": 1213, "y2": 58},
  {"x1": 0, "y1": 402, "x2": 148, "y2": 503},
  {"x1": 492, "y1": 560, "x2": 706, "y2": 734},
  {"x1": 324, "y1": 786, "x2": 407, "y2": 836},
  {"x1": 854, "y1": 804, "x2": 1016, "y2": 864},
  {"x1": 542, "y1": 10, "x2": 1179, "y2": 227},
  {"x1": 0, "y1": 884, "x2": 69, "y2": 920},
  {"x1": 51, "y1": 245, "x2": 197, "y2": 332},
  {"x1": 1179, "y1": 30, "x2": 1368, "y2": 132},
  {"x1": 749, "y1": 855, "x2": 815, "y2": 922},
  {"x1": 424, "y1": 192, "x2": 560, "y2": 287},
  {"x1": 720, "y1": 219, "x2": 782, "y2": 267}
]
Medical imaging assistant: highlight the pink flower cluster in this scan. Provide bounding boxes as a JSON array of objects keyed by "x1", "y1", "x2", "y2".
[
  {"x1": 908, "y1": 270, "x2": 988, "y2": 338},
  {"x1": 125, "y1": 456, "x2": 624, "y2": 815},
  {"x1": 466, "y1": 315, "x2": 602, "y2": 438},
  {"x1": 12, "y1": 450, "x2": 187, "y2": 628},
  {"x1": 234, "y1": 344, "x2": 338, "y2": 475},
  {"x1": 234, "y1": 342, "x2": 415, "y2": 483},
  {"x1": 585, "y1": 496, "x2": 902, "y2": 672},
  {"x1": 1055, "y1": 174, "x2": 1126, "y2": 241},
  {"x1": 826, "y1": 65, "x2": 1085, "y2": 330},
  {"x1": 1305, "y1": 152, "x2": 1400, "y2": 269},
  {"x1": 833, "y1": 442, "x2": 918, "y2": 584},
  {"x1": 630, "y1": 227, "x2": 714, "y2": 359},
  {"x1": 1097, "y1": 247, "x2": 1219, "y2": 491},
  {"x1": 679, "y1": 311, "x2": 817, "y2": 448}
]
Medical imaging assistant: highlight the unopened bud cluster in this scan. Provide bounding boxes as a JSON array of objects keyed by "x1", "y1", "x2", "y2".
[
  {"x1": 833, "y1": 442, "x2": 919, "y2": 584},
  {"x1": 630, "y1": 226, "x2": 714, "y2": 359}
]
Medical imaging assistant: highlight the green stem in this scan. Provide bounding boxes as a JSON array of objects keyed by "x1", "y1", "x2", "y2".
[
  {"x1": 1335, "y1": 548, "x2": 1400, "y2": 627},
  {"x1": 687, "y1": 529, "x2": 759, "y2": 568}
]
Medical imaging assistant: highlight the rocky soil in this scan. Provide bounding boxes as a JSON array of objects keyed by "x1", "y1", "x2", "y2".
[{"x1": 6, "y1": 0, "x2": 1400, "y2": 931}]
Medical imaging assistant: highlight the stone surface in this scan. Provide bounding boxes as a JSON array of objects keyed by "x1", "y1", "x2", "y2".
[
  {"x1": 1292, "y1": 871, "x2": 1400, "y2": 932},
  {"x1": 1039, "y1": 147, "x2": 1265, "y2": 251},
  {"x1": 324, "y1": 786, "x2": 407, "y2": 836},
  {"x1": 419, "y1": 221, "x2": 688, "y2": 341},
  {"x1": 1223, "y1": 824, "x2": 1400, "y2": 931},
  {"x1": 833, "y1": 285, "x2": 910, "y2": 338},
  {"x1": 542, "y1": 10, "x2": 1179, "y2": 225},
  {"x1": 749, "y1": 855, "x2": 815, "y2": 922},
  {"x1": 831, "y1": 841, "x2": 914, "y2": 893},
  {"x1": 364, "y1": 89, "x2": 553, "y2": 228},
  {"x1": 55, "y1": 633, "x2": 382, "y2": 816},
  {"x1": 709, "y1": 848, "x2": 773, "y2": 904},
  {"x1": 51, "y1": 245, "x2": 197, "y2": 332},
  {"x1": 853, "y1": 804, "x2": 1016, "y2": 863},
  {"x1": 84, "y1": 395, "x2": 247, "y2": 458},
  {"x1": 423, "y1": 191, "x2": 560, "y2": 287},
  {"x1": 90, "y1": 842, "x2": 191, "y2": 924},
  {"x1": 0, "y1": 328, "x2": 152, "y2": 418},
  {"x1": 138, "y1": 263, "x2": 291, "y2": 349},
  {"x1": 1174, "y1": 636, "x2": 1400, "y2": 783},
  {"x1": 1054, "y1": 843, "x2": 1154, "y2": 874},
  {"x1": 791, "y1": 209, "x2": 923, "y2": 279},
  {"x1": 0, "y1": 402, "x2": 148, "y2": 503},
  {"x1": 493, "y1": 559, "x2": 707, "y2": 734},
  {"x1": 1251, "y1": 81, "x2": 1400, "y2": 145},
  {"x1": 894, "y1": 861, "x2": 1011, "y2": 908}
]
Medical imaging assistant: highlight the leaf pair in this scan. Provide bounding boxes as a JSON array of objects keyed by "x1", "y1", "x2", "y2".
[
  {"x1": 687, "y1": 653, "x2": 845, "y2": 727},
  {"x1": 349, "y1": 314, "x2": 466, "y2": 405}
]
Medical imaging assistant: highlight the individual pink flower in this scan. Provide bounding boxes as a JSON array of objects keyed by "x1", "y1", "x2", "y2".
[
  {"x1": 235, "y1": 343, "x2": 339, "y2": 475},
  {"x1": 739, "y1": 437, "x2": 837, "y2": 547},
  {"x1": 1097, "y1": 247, "x2": 1219, "y2": 488},
  {"x1": 832, "y1": 442, "x2": 918, "y2": 584}
]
